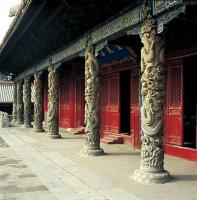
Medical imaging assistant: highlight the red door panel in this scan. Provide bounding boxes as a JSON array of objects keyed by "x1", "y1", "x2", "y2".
[
  {"x1": 44, "y1": 79, "x2": 48, "y2": 113},
  {"x1": 75, "y1": 79, "x2": 85, "y2": 127},
  {"x1": 100, "y1": 74, "x2": 120, "y2": 134},
  {"x1": 168, "y1": 62, "x2": 183, "y2": 146},
  {"x1": 100, "y1": 78, "x2": 109, "y2": 132},
  {"x1": 108, "y1": 75, "x2": 119, "y2": 133},
  {"x1": 163, "y1": 66, "x2": 169, "y2": 143},
  {"x1": 130, "y1": 69, "x2": 140, "y2": 149},
  {"x1": 59, "y1": 79, "x2": 75, "y2": 128}
]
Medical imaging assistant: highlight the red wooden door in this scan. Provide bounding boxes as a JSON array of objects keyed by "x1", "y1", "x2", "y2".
[
  {"x1": 44, "y1": 79, "x2": 48, "y2": 113},
  {"x1": 163, "y1": 65, "x2": 169, "y2": 143},
  {"x1": 75, "y1": 79, "x2": 85, "y2": 127},
  {"x1": 100, "y1": 77, "x2": 109, "y2": 132},
  {"x1": 166, "y1": 60, "x2": 183, "y2": 146},
  {"x1": 59, "y1": 79, "x2": 75, "y2": 128},
  {"x1": 132, "y1": 61, "x2": 183, "y2": 148},
  {"x1": 59, "y1": 80, "x2": 67, "y2": 127},
  {"x1": 100, "y1": 73, "x2": 120, "y2": 134},
  {"x1": 131, "y1": 69, "x2": 141, "y2": 149},
  {"x1": 108, "y1": 74, "x2": 120, "y2": 133}
]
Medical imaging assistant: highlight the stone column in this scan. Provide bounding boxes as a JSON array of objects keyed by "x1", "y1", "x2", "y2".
[
  {"x1": 33, "y1": 72, "x2": 44, "y2": 132},
  {"x1": 12, "y1": 82, "x2": 17, "y2": 122},
  {"x1": 47, "y1": 66, "x2": 61, "y2": 139},
  {"x1": 80, "y1": 40, "x2": 104, "y2": 156},
  {"x1": 23, "y1": 77, "x2": 32, "y2": 128},
  {"x1": 132, "y1": 18, "x2": 171, "y2": 184},
  {"x1": 17, "y1": 80, "x2": 24, "y2": 124}
]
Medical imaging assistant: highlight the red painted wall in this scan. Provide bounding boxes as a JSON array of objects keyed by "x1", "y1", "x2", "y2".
[
  {"x1": 163, "y1": 60, "x2": 183, "y2": 146},
  {"x1": 44, "y1": 77, "x2": 48, "y2": 113},
  {"x1": 55, "y1": 58, "x2": 195, "y2": 161},
  {"x1": 134, "y1": 60, "x2": 184, "y2": 149},
  {"x1": 130, "y1": 68, "x2": 140, "y2": 148},
  {"x1": 164, "y1": 144, "x2": 197, "y2": 162},
  {"x1": 75, "y1": 78, "x2": 85, "y2": 127},
  {"x1": 59, "y1": 65, "x2": 85, "y2": 129},
  {"x1": 59, "y1": 79, "x2": 75, "y2": 128},
  {"x1": 100, "y1": 73, "x2": 120, "y2": 134}
]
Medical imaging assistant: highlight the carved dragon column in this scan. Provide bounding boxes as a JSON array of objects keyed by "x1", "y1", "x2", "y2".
[
  {"x1": 80, "y1": 40, "x2": 104, "y2": 156},
  {"x1": 12, "y1": 81, "x2": 17, "y2": 122},
  {"x1": 47, "y1": 66, "x2": 61, "y2": 139},
  {"x1": 33, "y1": 72, "x2": 44, "y2": 132},
  {"x1": 132, "y1": 18, "x2": 171, "y2": 184},
  {"x1": 23, "y1": 77, "x2": 32, "y2": 128},
  {"x1": 17, "y1": 80, "x2": 24, "y2": 124}
]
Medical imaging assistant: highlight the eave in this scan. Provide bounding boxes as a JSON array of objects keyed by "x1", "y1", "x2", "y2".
[
  {"x1": 1, "y1": 0, "x2": 141, "y2": 75},
  {"x1": 0, "y1": 0, "x2": 185, "y2": 80},
  {"x1": 16, "y1": 0, "x2": 185, "y2": 80}
]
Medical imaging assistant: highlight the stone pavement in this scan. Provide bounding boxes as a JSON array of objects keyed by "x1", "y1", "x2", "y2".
[
  {"x1": 0, "y1": 127, "x2": 197, "y2": 200},
  {"x1": 0, "y1": 135, "x2": 55, "y2": 200}
]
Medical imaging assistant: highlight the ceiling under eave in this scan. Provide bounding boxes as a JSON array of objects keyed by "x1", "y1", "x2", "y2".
[{"x1": 0, "y1": 0, "x2": 141, "y2": 75}]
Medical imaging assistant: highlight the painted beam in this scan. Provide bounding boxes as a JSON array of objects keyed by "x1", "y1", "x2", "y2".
[{"x1": 16, "y1": 0, "x2": 185, "y2": 81}]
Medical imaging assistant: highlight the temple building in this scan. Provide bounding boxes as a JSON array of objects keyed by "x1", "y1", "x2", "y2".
[{"x1": 0, "y1": 0, "x2": 196, "y2": 184}]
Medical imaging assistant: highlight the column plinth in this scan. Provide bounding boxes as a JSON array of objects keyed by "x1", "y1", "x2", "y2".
[
  {"x1": 131, "y1": 17, "x2": 171, "y2": 184},
  {"x1": 80, "y1": 146, "x2": 104, "y2": 157},
  {"x1": 80, "y1": 40, "x2": 104, "y2": 157}
]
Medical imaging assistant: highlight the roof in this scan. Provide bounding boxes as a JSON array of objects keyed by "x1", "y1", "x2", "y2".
[
  {"x1": 0, "y1": 0, "x2": 140, "y2": 75},
  {"x1": 0, "y1": 0, "x2": 186, "y2": 79},
  {"x1": 0, "y1": 0, "x2": 33, "y2": 50},
  {"x1": 0, "y1": 82, "x2": 13, "y2": 103}
]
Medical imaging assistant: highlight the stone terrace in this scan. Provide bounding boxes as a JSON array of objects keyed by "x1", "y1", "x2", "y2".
[{"x1": 0, "y1": 127, "x2": 197, "y2": 200}]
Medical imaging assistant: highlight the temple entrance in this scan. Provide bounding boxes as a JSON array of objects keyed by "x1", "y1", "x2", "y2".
[
  {"x1": 183, "y1": 56, "x2": 197, "y2": 148},
  {"x1": 120, "y1": 70, "x2": 131, "y2": 135}
]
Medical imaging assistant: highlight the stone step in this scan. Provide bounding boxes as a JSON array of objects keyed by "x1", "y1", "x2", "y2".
[
  {"x1": 101, "y1": 134, "x2": 124, "y2": 144},
  {"x1": 73, "y1": 128, "x2": 85, "y2": 135},
  {"x1": 107, "y1": 134, "x2": 123, "y2": 140},
  {"x1": 100, "y1": 138, "x2": 115, "y2": 144}
]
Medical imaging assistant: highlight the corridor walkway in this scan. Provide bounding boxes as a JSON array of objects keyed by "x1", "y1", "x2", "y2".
[
  {"x1": 0, "y1": 127, "x2": 196, "y2": 200},
  {"x1": 0, "y1": 134, "x2": 55, "y2": 200}
]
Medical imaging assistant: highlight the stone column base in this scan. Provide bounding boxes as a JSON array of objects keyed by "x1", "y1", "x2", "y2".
[
  {"x1": 32, "y1": 128, "x2": 45, "y2": 133},
  {"x1": 23, "y1": 124, "x2": 32, "y2": 128},
  {"x1": 47, "y1": 134, "x2": 61, "y2": 139},
  {"x1": 131, "y1": 169, "x2": 172, "y2": 184},
  {"x1": 18, "y1": 122, "x2": 24, "y2": 125},
  {"x1": 80, "y1": 146, "x2": 104, "y2": 157},
  {"x1": 11, "y1": 119, "x2": 17, "y2": 124}
]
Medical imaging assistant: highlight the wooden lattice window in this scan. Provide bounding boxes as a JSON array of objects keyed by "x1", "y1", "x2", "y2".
[{"x1": 171, "y1": 67, "x2": 182, "y2": 107}]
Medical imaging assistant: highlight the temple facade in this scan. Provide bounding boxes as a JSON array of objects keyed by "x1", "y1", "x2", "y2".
[{"x1": 0, "y1": 0, "x2": 196, "y2": 184}]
